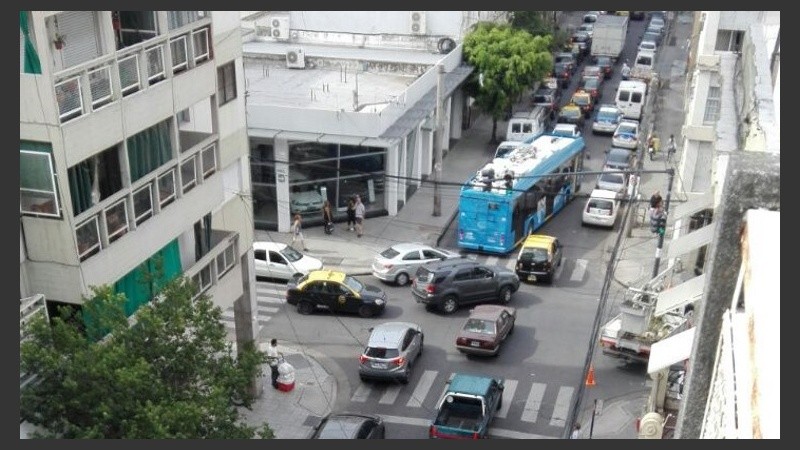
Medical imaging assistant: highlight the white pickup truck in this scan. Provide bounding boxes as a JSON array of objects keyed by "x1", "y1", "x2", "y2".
[{"x1": 630, "y1": 50, "x2": 656, "y2": 82}]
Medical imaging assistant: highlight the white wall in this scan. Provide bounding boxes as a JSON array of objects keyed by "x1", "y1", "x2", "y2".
[{"x1": 288, "y1": 11, "x2": 465, "y2": 36}]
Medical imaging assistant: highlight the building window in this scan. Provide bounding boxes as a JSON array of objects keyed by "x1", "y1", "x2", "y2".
[
  {"x1": 133, "y1": 185, "x2": 153, "y2": 225},
  {"x1": 181, "y1": 158, "x2": 197, "y2": 193},
  {"x1": 169, "y1": 36, "x2": 189, "y2": 74},
  {"x1": 158, "y1": 169, "x2": 176, "y2": 207},
  {"x1": 193, "y1": 27, "x2": 210, "y2": 64},
  {"x1": 20, "y1": 142, "x2": 60, "y2": 217},
  {"x1": 127, "y1": 120, "x2": 173, "y2": 183},
  {"x1": 703, "y1": 86, "x2": 721, "y2": 125},
  {"x1": 76, "y1": 216, "x2": 101, "y2": 261},
  {"x1": 216, "y1": 242, "x2": 236, "y2": 278},
  {"x1": 202, "y1": 145, "x2": 217, "y2": 178},
  {"x1": 715, "y1": 29, "x2": 744, "y2": 52},
  {"x1": 168, "y1": 11, "x2": 206, "y2": 30},
  {"x1": 105, "y1": 199, "x2": 129, "y2": 243},
  {"x1": 68, "y1": 146, "x2": 123, "y2": 216},
  {"x1": 217, "y1": 61, "x2": 236, "y2": 106},
  {"x1": 192, "y1": 264, "x2": 212, "y2": 297}
]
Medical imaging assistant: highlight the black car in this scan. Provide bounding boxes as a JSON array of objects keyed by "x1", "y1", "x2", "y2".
[
  {"x1": 309, "y1": 413, "x2": 385, "y2": 439},
  {"x1": 411, "y1": 259, "x2": 520, "y2": 315},
  {"x1": 553, "y1": 52, "x2": 577, "y2": 74},
  {"x1": 594, "y1": 55, "x2": 614, "y2": 77},
  {"x1": 286, "y1": 270, "x2": 387, "y2": 317},
  {"x1": 570, "y1": 32, "x2": 592, "y2": 56}
]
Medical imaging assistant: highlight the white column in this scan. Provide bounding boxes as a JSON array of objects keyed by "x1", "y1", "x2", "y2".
[
  {"x1": 274, "y1": 139, "x2": 291, "y2": 232},
  {"x1": 443, "y1": 96, "x2": 452, "y2": 150},
  {"x1": 398, "y1": 136, "x2": 407, "y2": 206},
  {"x1": 386, "y1": 141, "x2": 399, "y2": 215},
  {"x1": 450, "y1": 89, "x2": 464, "y2": 140},
  {"x1": 421, "y1": 123, "x2": 433, "y2": 176}
]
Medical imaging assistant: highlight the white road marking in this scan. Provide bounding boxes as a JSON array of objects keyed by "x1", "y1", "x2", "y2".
[
  {"x1": 485, "y1": 256, "x2": 499, "y2": 267},
  {"x1": 504, "y1": 257, "x2": 517, "y2": 270},
  {"x1": 520, "y1": 382, "x2": 547, "y2": 423},
  {"x1": 553, "y1": 258, "x2": 565, "y2": 281},
  {"x1": 350, "y1": 382, "x2": 372, "y2": 403},
  {"x1": 496, "y1": 379, "x2": 518, "y2": 419},
  {"x1": 379, "y1": 384, "x2": 402, "y2": 405},
  {"x1": 406, "y1": 370, "x2": 438, "y2": 408},
  {"x1": 549, "y1": 386, "x2": 574, "y2": 427},
  {"x1": 258, "y1": 306, "x2": 280, "y2": 314},
  {"x1": 569, "y1": 258, "x2": 588, "y2": 282}
]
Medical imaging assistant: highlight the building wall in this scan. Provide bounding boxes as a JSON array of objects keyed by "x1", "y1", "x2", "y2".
[{"x1": 285, "y1": 11, "x2": 494, "y2": 38}]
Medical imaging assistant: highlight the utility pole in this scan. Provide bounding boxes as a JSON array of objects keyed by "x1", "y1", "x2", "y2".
[
  {"x1": 652, "y1": 168, "x2": 675, "y2": 278},
  {"x1": 433, "y1": 64, "x2": 445, "y2": 217}
]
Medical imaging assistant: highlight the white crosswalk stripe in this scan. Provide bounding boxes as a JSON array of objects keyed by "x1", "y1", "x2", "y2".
[
  {"x1": 496, "y1": 379, "x2": 518, "y2": 419},
  {"x1": 465, "y1": 253, "x2": 596, "y2": 284},
  {"x1": 406, "y1": 370, "x2": 438, "y2": 408},
  {"x1": 549, "y1": 386, "x2": 574, "y2": 427},
  {"x1": 223, "y1": 281, "x2": 286, "y2": 330},
  {"x1": 485, "y1": 256, "x2": 499, "y2": 267},
  {"x1": 351, "y1": 382, "x2": 371, "y2": 403},
  {"x1": 378, "y1": 385, "x2": 402, "y2": 405},
  {"x1": 569, "y1": 259, "x2": 588, "y2": 282},
  {"x1": 520, "y1": 382, "x2": 547, "y2": 423}
]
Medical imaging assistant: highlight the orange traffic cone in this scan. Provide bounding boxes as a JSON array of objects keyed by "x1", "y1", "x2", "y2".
[{"x1": 585, "y1": 364, "x2": 597, "y2": 387}]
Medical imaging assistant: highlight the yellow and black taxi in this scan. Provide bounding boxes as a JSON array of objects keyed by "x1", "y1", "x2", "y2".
[
  {"x1": 556, "y1": 104, "x2": 586, "y2": 128},
  {"x1": 570, "y1": 90, "x2": 595, "y2": 116},
  {"x1": 286, "y1": 270, "x2": 387, "y2": 317},
  {"x1": 515, "y1": 234, "x2": 563, "y2": 284}
]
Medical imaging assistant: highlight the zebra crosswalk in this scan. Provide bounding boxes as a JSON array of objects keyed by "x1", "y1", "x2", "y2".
[
  {"x1": 348, "y1": 369, "x2": 575, "y2": 427},
  {"x1": 221, "y1": 280, "x2": 286, "y2": 330}
]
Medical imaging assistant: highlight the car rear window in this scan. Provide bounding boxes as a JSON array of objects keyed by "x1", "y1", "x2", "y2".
[
  {"x1": 519, "y1": 247, "x2": 548, "y2": 263},
  {"x1": 588, "y1": 199, "x2": 614, "y2": 211},
  {"x1": 533, "y1": 95, "x2": 551, "y2": 104},
  {"x1": 464, "y1": 319, "x2": 497, "y2": 335},
  {"x1": 380, "y1": 248, "x2": 400, "y2": 258},
  {"x1": 415, "y1": 267, "x2": 449, "y2": 284},
  {"x1": 364, "y1": 347, "x2": 400, "y2": 359}
]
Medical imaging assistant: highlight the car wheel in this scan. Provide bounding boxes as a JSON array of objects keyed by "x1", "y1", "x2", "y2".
[
  {"x1": 419, "y1": 334, "x2": 424, "y2": 355},
  {"x1": 395, "y1": 272, "x2": 410, "y2": 287},
  {"x1": 497, "y1": 395, "x2": 503, "y2": 410},
  {"x1": 499, "y1": 286, "x2": 512, "y2": 304},
  {"x1": 358, "y1": 305, "x2": 375, "y2": 318},
  {"x1": 297, "y1": 301, "x2": 314, "y2": 315},
  {"x1": 440, "y1": 296, "x2": 459, "y2": 315}
]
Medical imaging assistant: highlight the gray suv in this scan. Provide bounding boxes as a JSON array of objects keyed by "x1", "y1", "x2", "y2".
[
  {"x1": 359, "y1": 322, "x2": 423, "y2": 384},
  {"x1": 411, "y1": 260, "x2": 520, "y2": 314}
]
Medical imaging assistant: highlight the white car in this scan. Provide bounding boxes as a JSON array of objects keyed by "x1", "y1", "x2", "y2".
[
  {"x1": 372, "y1": 242, "x2": 463, "y2": 286},
  {"x1": 290, "y1": 190, "x2": 325, "y2": 215},
  {"x1": 638, "y1": 39, "x2": 657, "y2": 54},
  {"x1": 552, "y1": 123, "x2": 582, "y2": 138},
  {"x1": 592, "y1": 105, "x2": 624, "y2": 134},
  {"x1": 612, "y1": 120, "x2": 641, "y2": 150},
  {"x1": 582, "y1": 189, "x2": 620, "y2": 228},
  {"x1": 253, "y1": 241, "x2": 323, "y2": 282}
]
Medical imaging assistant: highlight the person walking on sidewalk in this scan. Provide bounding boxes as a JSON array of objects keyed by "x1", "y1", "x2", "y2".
[
  {"x1": 266, "y1": 338, "x2": 282, "y2": 389},
  {"x1": 322, "y1": 200, "x2": 334, "y2": 235},
  {"x1": 346, "y1": 196, "x2": 357, "y2": 232},
  {"x1": 354, "y1": 195, "x2": 366, "y2": 238},
  {"x1": 666, "y1": 134, "x2": 677, "y2": 162},
  {"x1": 290, "y1": 214, "x2": 308, "y2": 250}
]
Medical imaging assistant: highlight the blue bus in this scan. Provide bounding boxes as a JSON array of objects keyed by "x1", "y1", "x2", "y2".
[{"x1": 458, "y1": 134, "x2": 586, "y2": 254}]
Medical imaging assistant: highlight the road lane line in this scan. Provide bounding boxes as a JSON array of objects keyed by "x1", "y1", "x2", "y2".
[
  {"x1": 379, "y1": 384, "x2": 402, "y2": 405},
  {"x1": 406, "y1": 370, "x2": 438, "y2": 408},
  {"x1": 496, "y1": 379, "x2": 518, "y2": 419},
  {"x1": 549, "y1": 386, "x2": 574, "y2": 427},
  {"x1": 520, "y1": 382, "x2": 547, "y2": 423},
  {"x1": 350, "y1": 382, "x2": 372, "y2": 403},
  {"x1": 569, "y1": 258, "x2": 587, "y2": 282}
]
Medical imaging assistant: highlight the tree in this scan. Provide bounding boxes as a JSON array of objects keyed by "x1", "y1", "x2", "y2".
[
  {"x1": 20, "y1": 279, "x2": 274, "y2": 439},
  {"x1": 463, "y1": 23, "x2": 553, "y2": 143}
]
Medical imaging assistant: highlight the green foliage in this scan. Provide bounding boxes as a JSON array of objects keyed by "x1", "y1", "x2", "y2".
[
  {"x1": 20, "y1": 278, "x2": 272, "y2": 439},
  {"x1": 509, "y1": 11, "x2": 554, "y2": 37},
  {"x1": 463, "y1": 22, "x2": 553, "y2": 142}
]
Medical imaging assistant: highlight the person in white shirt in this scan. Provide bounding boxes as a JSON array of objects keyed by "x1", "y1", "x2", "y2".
[{"x1": 266, "y1": 338, "x2": 281, "y2": 389}]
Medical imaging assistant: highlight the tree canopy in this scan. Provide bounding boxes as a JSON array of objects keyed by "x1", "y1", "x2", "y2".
[
  {"x1": 20, "y1": 279, "x2": 273, "y2": 439},
  {"x1": 463, "y1": 23, "x2": 553, "y2": 142}
]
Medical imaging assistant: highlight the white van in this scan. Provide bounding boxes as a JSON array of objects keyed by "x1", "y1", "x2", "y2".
[
  {"x1": 615, "y1": 80, "x2": 647, "y2": 120},
  {"x1": 582, "y1": 189, "x2": 620, "y2": 228},
  {"x1": 506, "y1": 106, "x2": 549, "y2": 142}
]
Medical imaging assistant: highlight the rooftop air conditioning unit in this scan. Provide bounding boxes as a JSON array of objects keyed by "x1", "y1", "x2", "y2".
[
  {"x1": 286, "y1": 48, "x2": 305, "y2": 69},
  {"x1": 410, "y1": 11, "x2": 426, "y2": 35},
  {"x1": 270, "y1": 15, "x2": 290, "y2": 41}
]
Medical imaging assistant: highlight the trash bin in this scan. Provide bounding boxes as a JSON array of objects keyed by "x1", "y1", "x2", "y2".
[{"x1": 276, "y1": 358, "x2": 296, "y2": 392}]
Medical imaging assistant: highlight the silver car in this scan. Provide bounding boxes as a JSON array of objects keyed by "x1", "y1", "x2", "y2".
[
  {"x1": 372, "y1": 242, "x2": 463, "y2": 286},
  {"x1": 358, "y1": 322, "x2": 423, "y2": 384}
]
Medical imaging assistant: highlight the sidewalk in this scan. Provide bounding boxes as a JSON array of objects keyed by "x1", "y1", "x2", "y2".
[{"x1": 243, "y1": 11, "x2": 693, "y2": 439}]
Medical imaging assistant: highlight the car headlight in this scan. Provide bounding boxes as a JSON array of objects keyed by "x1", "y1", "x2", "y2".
[{"x1": 374, "y1": 298, "x2": 386, "y2": 306}]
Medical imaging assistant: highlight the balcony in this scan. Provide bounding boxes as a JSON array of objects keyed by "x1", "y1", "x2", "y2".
[{"x1": 184, "y1": 229, "x2": 240, "y2": 300}]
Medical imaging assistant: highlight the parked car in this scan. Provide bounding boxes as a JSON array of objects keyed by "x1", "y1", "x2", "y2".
[
  {"x1": 630, "y1": 11, "x2": 646, "y2": 21},
  {"x1": 592, "y1": 104, "x2": 624, "y2": 135},
  {"x1": 612, "y1": 120, "x2": 641, "y2": 150},
  {"x1": 557, "y1": 104, "x2": 585, "y2": 128},
  {"x1": 372, "y1": 242, "x2": 463, "y2": 286},
  {"x1": 253, "y1": 241, "x2": 323, "y2": 282},
  {"x1": 578, "y1": 22, "x2": 594, "y2": 38},
  {"x1": 580, "y1": 76, "x2": 602, "y2": 102},
  {"x1": 583, "y1": 12, "x2": 599, "y2": 24},
  {"x1": 286, "y1": 270, "x2": 387, "y2": 317},
  {"x1": 552, "y1": 123, "x2": 582, "y2": 138},
  {"x1": 594, "y1": 55, "x2": 614, "y2": 77},
  {"x1": 455, "y1": 305, "x2": 516, "y2": 356},
  {"x1": 638, "y1": 39, "x2": 657, "y2": 54},
  {"x1": 604, "y1": 147, "x2": 637, "y2": 171},
  {"x1": 359, "y1": 322, "x2": 424, "y2": 383},
  {"x1": 411, "y1": 259, "x2": 520, "y2": 315},
  {"x1": 309, "y1": 412, "x2": 385, "y2": 439},
  {"x1": 582, "y1": 188, "x2": 621, "y2": 228},
  {"x1": 642, "y1": 30, "x2": 662, "y2": 46},
  {"x1": 596, "y1": 170, "x2": 628, "y2": 195},
  {"x1": 515, "y1": 234, "x2": 563, "y2": 284}
]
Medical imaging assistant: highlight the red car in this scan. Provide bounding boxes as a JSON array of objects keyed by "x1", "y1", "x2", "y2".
[
  {"x1": 580, "y1": 76, "x2": 602, "y2": 101},
  {"x1": 455, "y1": 305, "x2": 516, "y2": 356}
]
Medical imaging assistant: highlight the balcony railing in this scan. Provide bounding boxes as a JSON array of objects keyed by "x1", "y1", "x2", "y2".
[
  {"x1": 52, "y1": 24, "x2": 212, "y2": 124},
  {"x1": 184, "y1": 229, "x2": 239, "y2": 299}
]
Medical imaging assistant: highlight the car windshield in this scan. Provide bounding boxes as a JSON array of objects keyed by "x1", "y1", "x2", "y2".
[
  {"x1": 364, "y1": 347, "x2": 400, "y2": 359},
  {"x1": 573, "y1": 95, "x2": 590, "y2": 106},
  {"x1": 600, "y1": 173, "x2": 625, "y2": 184},
  {"x1": 555, "y1": 54, "x2": 572, "y2": 63},
  {"x1": 280, "y1": 245, "x2": 304, "y2": 263},
  {"x1": 343, "y1": 276, "x2": 364, "y2": 293},
  {"x1": 597, "y1": 57, "x2": 611, "y2": 66},
  {"x1": 495, "y1": 145, "x2": 517, "y2": 158},
  {"x1": 608, "y1": 151, "x2": 629, "y2": 164},
  {"x1": 380, "y1": 247, "x2": 400, "y2": 259},
  {"x1": 520, "y1": 247, "x2": 549, "y2": 263},
  {"x1": 597, "y1": 109, "x2": 620, "y2": 121},
  {"x1": 583, "y1": 78, "x2": 600, "y2": 89},
  {"x1": 618, "y1": 124, "x2": 637, "y2": 135},
  {"x1": 533, "y1": 95, "x2": 551, "y2": 104},
  {"x1": 463, "y1": 318, "x2": 497, "y2": 335}
]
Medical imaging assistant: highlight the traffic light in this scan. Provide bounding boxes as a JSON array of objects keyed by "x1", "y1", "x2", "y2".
[
  {"x1": 649, "y1": 209, "x2": 667, "y2": 235},
  {"x1": 656, "y1": 216, "x2": 667, "y2": 236}
]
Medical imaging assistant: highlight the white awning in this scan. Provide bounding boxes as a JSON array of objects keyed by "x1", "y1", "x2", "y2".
[
  {"x1": 655, "y1": 274, "x2": 706, "y2": 317},
  {"x1": 274, "y1": 130, "x2": 324, "y2": 142},
  {"x1": 248, "y1": 128, "x2": 280, "y2": 139},
  {"x1": 316, "y1": 134, "x2": 369, "y2": 145},
  {"x1": 647, "y1": 327, "x2": 696, "y2": 374},
  {"x1": 666, "y1": 223, "x2": 716, "y2": 259},
  {"x1": 673, "y1": 191, "x2": 714, "y2": 218}
]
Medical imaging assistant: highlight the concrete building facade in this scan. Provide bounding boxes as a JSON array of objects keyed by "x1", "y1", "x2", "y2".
[{"x1": 20, "y1": 11, "x2": 259, "y2": 340}]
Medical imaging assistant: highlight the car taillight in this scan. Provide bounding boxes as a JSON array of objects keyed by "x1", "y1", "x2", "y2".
[
  {"x1": 456, "y1": 337, "x2": 467, "y2": 345},
  {"x1": 473, "y1": 432, "x2": 481, "y2": 439},
  {"x1": 359, "y1": 354, "x2": 368, "y2": 364},
  {"x1": 426, "y1": 284, "x2": 436, "y2": 294},
  {"x1": 392, "y1": 357, "x2": 405, "y2": 366},
  {"x1": 383, "y1": 263, "x2": 394, "y2": 270},
  {"x1": 429, "y1": 426, "x2": 436, "y2": 438}
]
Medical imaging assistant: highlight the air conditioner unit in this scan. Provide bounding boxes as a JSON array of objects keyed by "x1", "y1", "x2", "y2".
[
  {"x1": 269, "y1": 15, "x2": 290, "y2": 41},
  {"x1": 410, "y1": 11, "x2": 426, "y2": 35},
  {"x1": 286, "y1": 48, "x2": 305, "y2": 69}
]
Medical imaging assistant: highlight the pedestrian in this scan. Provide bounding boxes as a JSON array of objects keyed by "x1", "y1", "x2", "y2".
[
  {"x1": 266, "y1": 338, "x2": 281, "y2": 389},
  {"x1": 571, "y1": 422, "x2": 581, "y2": 439},
  {"x1": 346, "y1": 196, "x2": 357, "y2": 232},
  {"x1": 290, "y1": 214, "x2": 307, "y2": 251},
  {"x1": 322, "y1": 200, "x2": 334, "y2": 235},
  {"x1": 666, "y1": 134, "x2": 677, "y2": 162},
  {"x1": 650, "y1": 190, "x2": 663, "y2": 209},
  {"x1": 621, "y1": 61, "x2": 631, "y2": 80},
  {"x1": 354, "y1": 195, "x2": 366, "y2": 238}
]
